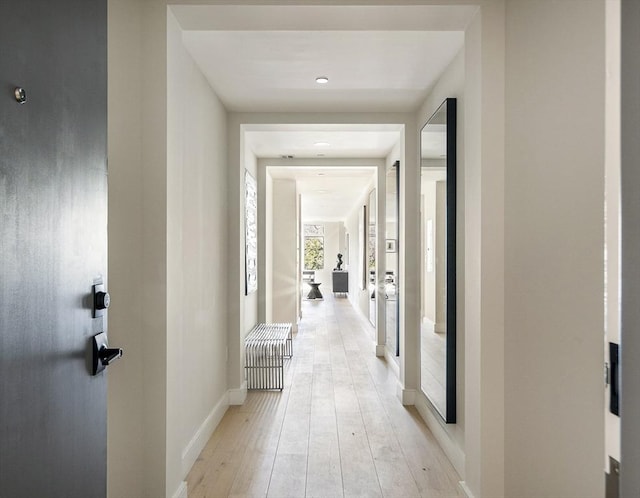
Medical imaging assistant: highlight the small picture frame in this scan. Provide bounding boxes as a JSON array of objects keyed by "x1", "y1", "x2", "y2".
[{"x1": 385, "y1": 239, "x2": 397, "y2": 253}]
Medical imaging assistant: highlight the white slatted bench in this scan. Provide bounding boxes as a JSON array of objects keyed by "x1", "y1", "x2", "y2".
[{"x1": 245, "y1": 323, "x2": 293, "y2": 390}]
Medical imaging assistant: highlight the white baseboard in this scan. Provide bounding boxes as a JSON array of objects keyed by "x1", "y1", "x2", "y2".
[
  {"x1": 375, "y1": 344, "x2": 385, "y2": 357},
  {"x1": 171, "y1": 481, "x2": 188, "y2": 498},
  {"x1": 182, "y1": 391, "x2": 230, "y2": 476},
  {"x1": 415, "y1": 392, "x2": 465, "y2": 478},
  {"x1": 229, "y1": 381, "x2": 247, "y2": 405},
  {"x1": 422, "y1": 317, "x2": 435, "y2": 333},
  {"x1": 459, "y1": 481, "x2": 475, "y2": 498},
  {"x1": 397, "y1": 385, "x2": 416, "y2": 405}
]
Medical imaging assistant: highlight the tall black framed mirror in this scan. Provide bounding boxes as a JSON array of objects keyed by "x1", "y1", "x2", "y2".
[{"x1": 419, "y1": 98, "x2": 456, "y2": 423}]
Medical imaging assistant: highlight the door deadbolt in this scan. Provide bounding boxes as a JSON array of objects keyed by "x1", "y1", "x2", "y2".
[
  {"x1": 92, "y1": 282, "x2": 110, "y2": 318},
  {"x1": 95, "y1": 290, "x2": 110, "y2": 310}
]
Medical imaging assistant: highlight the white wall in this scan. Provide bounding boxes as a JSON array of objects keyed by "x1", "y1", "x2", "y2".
[
  {"x1": 167, "y1": 9, "x2": 230, "y2": 496},
  {"x1": 338, "y1": 223, "x2": 346, "y2": 261},
  {"x1": 265, "y1": 173, "x2": 273, "y2": 322},
  {"x1": 297, "y1": 193, "x2": 302, "y2": 320},
  {"x1": 604, "y1": 0, "x2": 621, "y2": 470},
  {"x1": 107, "y1": 0, "x2": 145, "y2": 495},
  {"x1": 108, "y1": 0, "x2": 168, "y2": 496},
  {"x1": 271, "y1": 179, "x2": 298, "y2": 326},
  {"x1": 226, "y1": 127, "x2": 244, "y2": 397},
  {"x1": 462, "y1": 4, "x2": 506, "y2": 495},
  {"x1": 504, "y1": 1, "x2": 605, "y2": 496},
  {"x1": 108, "y1": 4, "x2": 231, "y2": 497}
]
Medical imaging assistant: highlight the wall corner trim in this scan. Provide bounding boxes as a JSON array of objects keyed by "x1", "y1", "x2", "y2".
[
  {"x1": 181, "y1": 392, "x2": 230, "y2": 477},
  {"x1": 171, "y1": 481, "x2": 188, "y2": 498},
  {"x1": 229, "y1": 382, "x2": 248, "y2": 405},
  {"x1": 459, "y1": 481, "x2": 475, "y2": 498}
]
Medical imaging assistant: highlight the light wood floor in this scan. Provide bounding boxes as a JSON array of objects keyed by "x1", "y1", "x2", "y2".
[{"x1": 186, "y1": 295, "x2": 463, "y2": 498}]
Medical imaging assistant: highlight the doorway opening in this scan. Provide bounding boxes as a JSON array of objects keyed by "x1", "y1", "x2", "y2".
[{"x1": 264, "y1": 163, "x2": 377, "y2": 332}]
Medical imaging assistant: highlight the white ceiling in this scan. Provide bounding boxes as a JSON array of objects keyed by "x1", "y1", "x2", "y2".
[
  {"x1": 173, "y1": 4, "x2": 474, "y2": 222},
  {"x1": 174, "y1": 4, "x2": 474, "y2": 113},
  {"x1": 171, "y1": 5, "x2": 478, "y2": 32},
  {"x1": 268, "y1": 166, "x2": 376, "y2": 222},
  {"x1": 245, "y1": 129, "x2": 400, "y2": 159},
  {"x1": 182, "y1": 30, "x2": 464, "y2": 113}
]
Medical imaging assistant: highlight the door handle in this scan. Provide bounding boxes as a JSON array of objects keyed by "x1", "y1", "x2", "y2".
[
  {"x1": 99, "y1": 347, "x2": 123, "y2": 366},
  {"x1": 91, "y1": 332, "x2": 123, "y2": 375}
]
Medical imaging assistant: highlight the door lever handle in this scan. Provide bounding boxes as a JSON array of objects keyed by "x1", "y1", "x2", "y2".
[
  {"x1": 91, "y1": 332, "x2": 123, "y2": 375},
  {"x1": 99, "y1": 347, "x2": 123, "y2": 366}
]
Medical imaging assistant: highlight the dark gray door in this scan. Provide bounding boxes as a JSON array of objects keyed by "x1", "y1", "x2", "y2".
[{"x1": 0, "y1": 0, "x2": 108, "y2": 496}]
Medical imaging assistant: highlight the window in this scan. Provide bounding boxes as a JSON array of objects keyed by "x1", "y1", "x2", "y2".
[{"x1": 304, "y1": 224, "x2": 324, "y2": 270}]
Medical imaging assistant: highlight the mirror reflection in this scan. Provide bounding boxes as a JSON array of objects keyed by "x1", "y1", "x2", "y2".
[
  {"x1": 386, "y1": 161, "x2": 399, "y2": 360},
  {"x1": 420, "y1": 99, "x2": 456, "y2": 422},
  {"x1": 368, "y1": 189, "x2": 376, "y2": 326}
]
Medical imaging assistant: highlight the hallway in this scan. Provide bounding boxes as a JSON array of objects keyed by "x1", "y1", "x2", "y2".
[{"x1": 186, "y1": 295, "x2": 463, "y2": 497}]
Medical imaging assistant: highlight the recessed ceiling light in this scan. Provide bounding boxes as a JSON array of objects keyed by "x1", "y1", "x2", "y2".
[
  {"x1": 314, "y1": 141, "x2": 330, "y2": 147},
  {"x1": 315, "y1": 76, "x2": 329, "y2": 84}
]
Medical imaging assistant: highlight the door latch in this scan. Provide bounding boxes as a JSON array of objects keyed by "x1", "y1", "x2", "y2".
[{"x1": 91, "y1": 331, "x2": 123, "y2": 375}]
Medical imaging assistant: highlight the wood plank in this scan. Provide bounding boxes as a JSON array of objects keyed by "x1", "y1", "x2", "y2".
[
  {"x1": 336, "y1": 412, "x2": 382, "y2": 497},
  {"x1": 306, "y1": 415, "x2": 343, "y2": 498}
]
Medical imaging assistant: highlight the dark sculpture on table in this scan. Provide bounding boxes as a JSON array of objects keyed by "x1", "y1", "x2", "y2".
[{"x1": 334, "y1": 253, "x2": 343, "y2": 271}]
